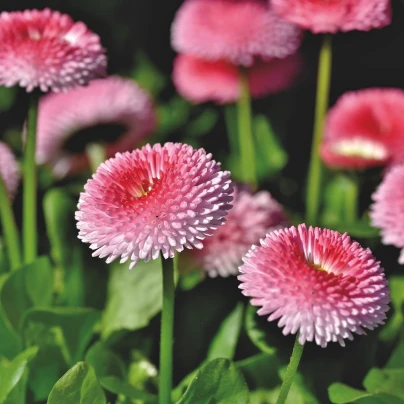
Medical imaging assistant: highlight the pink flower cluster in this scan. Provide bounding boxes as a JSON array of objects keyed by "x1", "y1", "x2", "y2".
[{"x1": 0, "y1": 142, "x2": 20, "y2": 200}]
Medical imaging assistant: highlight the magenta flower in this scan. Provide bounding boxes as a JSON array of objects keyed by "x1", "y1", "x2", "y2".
[
  {"x1": 36, "y1": 76, "x2": 156, "y2": 177},
  {"x1": 171, "y1": 0, "x2": 302, "y2": 67},
  {"x1": 0, "y1": 142, "x2": 20, "y2": 200},
  {"x1": 0, "y1": 8, "x2": 107, "y2": 92},
  {"x1": 371, "y1": 164, "x2": 404, "y2": 264},
  {"x1": 76, "y1": 143, "x2": 233, "y2": 269},
  {"x1": 272, "y1": 0, "x2": 391, "y2": 34},
  {"x1": 173, "y1": 53, "x2": 302, "y2": 104},
  {"x1": 320, "y1": 89, "x2": 404, "y2": 169},
  {"x1": 239, "y1": 224, "x2": 390, "y2": 347},
  {"x1": 194, "y1": 185, "x2": 288, "y2": 278}
]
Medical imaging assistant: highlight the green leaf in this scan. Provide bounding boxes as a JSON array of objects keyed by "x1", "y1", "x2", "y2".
[
  {"x1": 245, "y1": 304, "x2": 276, "y2": 356},
  {"x1": 329, "y1": 383, "x2": 373, "y2": 403},
  {"x1": 185, "y1": 108, "x2": 218, "y2": 138},
  {"x1": 0, "y1": 256, "x2": 53, "y2": 331},
  {"x1": 177, "y1": 359, "x2": 249, "y2": 404},
  {"x1": 43, "y1": 189, "x2": 85, "y2": 307},
  {"x1": 47, "y1": 362, "x2": 106, "y2": 404},
  {"x1": 85, "y1": 342, "x2": 126, "y2": 380},
  {"x1": 363, "y1": 368, "x2": 404, "y2": 400},
  {"x1": 207, "y1": 302, "x2": 244, "y2": 361},
  {"x1": 0, "y1": 87, "x2": 16, "y2": 112},
  {"x1": 385, "y1": 341, "x2": 404, "y2": 369},
  {"x1": 379, "y1": 276, "x2": 404, "y2": 341},
  {"x1": 101, "y1": 259, "x2": 163, "y2": 339},
  {"x1": 0, "y1": 346, "x2": 38, "y2": 404},
  {"x1": 100, "y1": 376, "x2": 157, "y2": 403}
]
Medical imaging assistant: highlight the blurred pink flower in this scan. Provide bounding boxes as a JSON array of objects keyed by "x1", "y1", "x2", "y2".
[
  {"x1": 37, "y1": 76, "x2": 156, "y2": 177},
  {"x1": 0, "y1": 142, "x2": 20, "y2": 200},
  {"x1": 76, "y1": 143, "x2": 233, "y2": 269},
  {"x1": 272, "y1": 0, "x2": 391, "y2": 34},
  {"x1": 239, "y1": 224, "x2": 390, "y2": 347},
  {"x1": 0, "y1": 8, "x2": 107, "y2": 92},
  {"x1": 194, "y1": 185, "x2": 288, "y2": 277},
  {"x1": 171, "y1": 0, "x2": 302, "y2": 67},
  {"x1": 371, "y1": 164, "x2": 404, "y2": 264},
  {"x1": 173, "y1": 53, "x2": 302, "y2": 104},
  {"x1": 320, "y1": 88, "x2": 404, "y2": 169}
]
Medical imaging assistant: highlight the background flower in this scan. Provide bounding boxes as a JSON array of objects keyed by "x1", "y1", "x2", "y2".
[
  {"x1": 0, "y1": 8, "x2": 107, "y2": 92},
  {"x1": 76, "y1": 143, "x2": 233, "y2": 269},
  {"x1": 239, "y1": 224, "x2": 390, "y2": 347},
  {"x1": 0, "y1": 142, "x2": 20, "y2": 200},
  {"x1": 171, "y1": 0, "x2": 302, "y2": 66},
  {"x1": 37, "y1": 76, "x2": 156, "y2": 177},
  {"x1": 194, "y1": 185, "x2": 288, "y2": 278}
]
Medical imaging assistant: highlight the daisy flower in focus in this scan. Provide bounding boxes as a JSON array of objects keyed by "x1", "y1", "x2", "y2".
[
  {"x1": 272, "y1": 0, "x2": 391, "y2": 34},
  {"x1": 239, "y1": 224, "x2": 390, "y2": 347},
  {"x1": 76, "y1": 143, "x2": 234, "y2": 269},
  {"x1": 371, "y1": 164, "x2": 404, "y2": 264},
  {"x1": 0, "y1": 8, "x2": 107, "y2": 92},
  {"x1": 36, "y1": 76, "x2": 156, "y2": 177},
  {"x1": 194, "y1": 185, "x2": 288, "y2": 277}
]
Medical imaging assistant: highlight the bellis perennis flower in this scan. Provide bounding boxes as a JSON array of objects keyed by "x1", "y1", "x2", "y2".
[
  {"x1": 0, "y1": 142, "x2": 20, "y2": 201},
  {"x1": 171, "y1": 0, "x2": 302, "y2": 67},
  {"x1": 37, "y1": 76, "x2": 156, "y2": 177},
  {"x1": 371, "y1": 164, "x2": 404, "y2": 264},
  {"x1": 272, "y1": 0, "x2": 391, "y2": 34},
  {"x1": 76, "y1": 143, "x2": 233, "y2": 269},
  {"x1": 0, "y1": 8, "x2": 107, "y2": 92},
  {"x1": 239, "y1": 224, "x2": 390, "y2": 347},
  {"x1": 194, "y1": 185, "x2": 288, "y2": 278}
]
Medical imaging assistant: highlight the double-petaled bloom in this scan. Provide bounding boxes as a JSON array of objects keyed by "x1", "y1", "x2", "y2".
[
  {"x1": 239, "y1": 224, "x2": 390, "y2": 347},
  {"x1": 36, "y1": 76, "x2": 156, "y2": 177},
  {"x1": 76, "y1": 143, "x2": 234, "y2": 269},
  {"x1": 0, "y1": 142, "x2": 20, "y2": 201},
  {"x1": 0, "y1": 8, "x2": 107, "y2": 92}
]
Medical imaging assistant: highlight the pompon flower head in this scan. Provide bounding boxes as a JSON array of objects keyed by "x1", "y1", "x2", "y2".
[
  {"x1": 371, "y1": 165, "x2": 404, "y2": 264},
  {"x1": 0, "y1": 142, "x2": 20, "y2": 200},
  {"x1": 173, "y1": 53, "x2": 302, "y2": 104},
  {"x1": 76, "y1": 143, "x2": 233, "y2": 269},
  {"x1": 36, "y1": 76, "x2": 156, "y2": 177},
  {"x1": 0, "y1": 8, "x2": 107, "y2": 92},
  {"x1": 320, "y1": 88, "x2": 404, "y2": 170},
  {"x1": 194, "y1": 185, "x2": 288, "y2": 278},
  {"x1": 171, "y1": 0, "x2": 302, "y2": 67},
  {"x1": 239, "y1": 224, "x2": 390, "y2": 347},
  {"x1": 272, "y1": 0, "x2": 391, "y2": 34}
]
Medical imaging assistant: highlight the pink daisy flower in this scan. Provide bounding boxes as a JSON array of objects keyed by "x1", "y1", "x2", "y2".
[
  {"x1": 370, "y1": 164, "x2": 404, "y2": 264},
  {"x1": 194, "y1": 185, "x2": 288, "y2": 278},
  {"x1": 272, "y1": 0, "x2": 391, "y2": 34},
  {"x1": 36, "y1": 76, "x2": 156, "y2": 177},
  {"x1": 76, "y1": 143, "x2": 233, "y2": 269},
  {"x1": 173, "y1": 53, "x2": 302, "y2": 104},
  {"x1": 320, "y1": 88, "x2": 404, "y2": 169},
  {"x1": 0, "y1": 8, "x2": 107, "y2": 92},
  {"x1": 0, "y1": 142, "x2": 20, "y2": 200},
  {"x1": 171, "y1": 0, "x2": 302, "y2": 67},
  {"x1": 239, "y1": 224, "x2": 390, "y2": 347}
]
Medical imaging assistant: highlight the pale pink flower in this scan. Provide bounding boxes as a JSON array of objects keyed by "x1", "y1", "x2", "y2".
[
  {"x1": 171, "y1": 0, "x2": 302, "y2": 67},
  {"x1": 272, "y1": 0, "x2": 391, "y2": 34},
  {"x1": 76, "y1": 143, "x2": 233, "y2": 269},
  {"x1": 371, "y1": 164, "x2": 404, "y2": 264},
  {"x1": 0, "y1": 142, "x2": 20, "y2": 200},
  {"x1": 173, "y1": 53, "x2": 301, "y2": 104},
  {"x1": 36, "y1": 76, "x2": 156, "y2": 177},
  {"x1": 0, "y1": 8, "x2": 107, "y2": 92},
  {"x1": 320, "y1": 89, "x2": 404, "y2": 169},
  {"x1": 239, "y1": 224, "x2": 390, "y2": 347},
  {"x1": 194, "y1": 185, "x2": 288, "y2": 277}
]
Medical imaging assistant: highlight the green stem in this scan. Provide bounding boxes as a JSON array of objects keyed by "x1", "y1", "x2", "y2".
[
  {"x1": 159, "y1": 256, "x2": 176, "y2": 404},
  {"x1": 237, "y1": 70, "x2": 256, "y2": 188},
  {"x1": 23, "y1": 93, "x2": 39, "y2": 264},
  {"x1": 306, "y1": 35, "x2": 333, "y2": 225},
  {"x1": 86, "y1": 143, "x2": 106, "y2": 173},
  {"x1": 343, "y1": 173, "x2": 359, "y2": 224},
  {"x1": 0, "y1": 176, "x2": 22, "y2": 270},
  {"x1": 276, "y1": 334, "x2": 305, "y2": 404}
]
